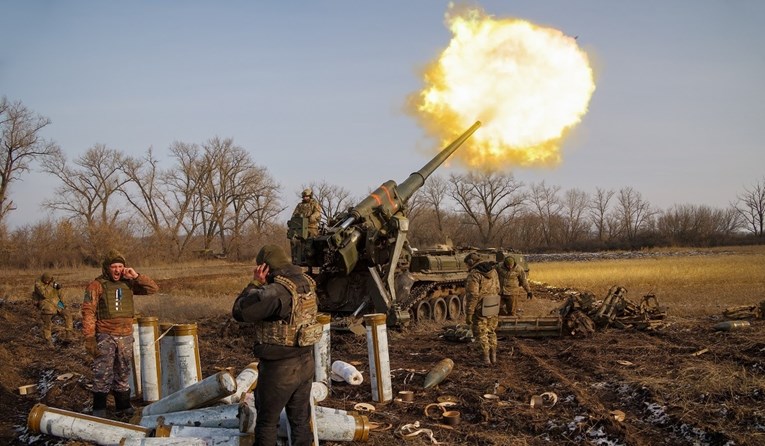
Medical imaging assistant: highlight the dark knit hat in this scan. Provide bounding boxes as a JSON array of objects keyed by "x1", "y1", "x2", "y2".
[
  {"x1": 103, "y1": 249, "x2": 127, "y2": 267},
  {"x1": 464, "y1": 252, "x2": 481, "y2": 267},
  {"x1": 256, "y1": 245, "x2": 291, "y2": 270}
]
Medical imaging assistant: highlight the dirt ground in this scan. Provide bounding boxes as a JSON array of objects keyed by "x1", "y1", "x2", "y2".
[{"x1": 1, "y1": 281, "x2": 764, "y2": 445}]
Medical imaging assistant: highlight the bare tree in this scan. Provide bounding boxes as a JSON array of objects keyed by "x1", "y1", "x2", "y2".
[
  {"x1": 301, "y1": 181, "x2": 354, "y2": 226},
  {"x1": 527, "y1": 181, "x2": 562, "y2": 247},
  {"x1": 226, "y1": 165, "x2": 282, "y2": 259},
  {"x1": 419, "y1": 174, "x2": 451, "y2": 237},
  {"x1": 0, "y1": 97, "x2": 59, "y2": 224},
  {"x1": 41, "y1": 144, "x2": 128, "y2": 259},
  {"x1": 734, "y1": 177, "x2": 765, "y2": 237},
  {"x1": 589, "y1": 187, "x2": 615, "y2": 242},
  {"x1": 658, "y1": 204, "x2": 741, "y2": 245},
  {"x1": 447, "y1": 171, "x2": 525, "y2": 246},
  {"x1": 163, "y1": 142, "x2": 209, "y2": 258},
  {"x1": 192, "y1": 137, "x2": 283, "y2": 258},
  {"x1": 561, "y1": 188, "x2": 591, "y2": 245},
  {"x1": 615, "y1": 187, "x2": 655, "y2": 242}
]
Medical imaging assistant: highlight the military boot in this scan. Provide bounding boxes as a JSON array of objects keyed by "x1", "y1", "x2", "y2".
[
  {"x1": 490, "y1": 347, "x2": 497, "y2": 364},
  {"x1": 482, "y1": 349, "x2": 491, "y2": 366},
  {"x1": 114, "y1": 390, "x2": 134, "y2": 418},
  {"x1": 92, "y1": 392, "x2": 108, "y2": 418},
  {"x1": 44, "y1": 334, "x2": 54, "y2": 348}
]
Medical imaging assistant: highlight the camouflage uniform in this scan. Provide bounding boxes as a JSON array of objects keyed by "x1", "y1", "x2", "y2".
[
  {"x1": 496, "y1": 258, "x2": 532, "y2": 316},
  {"x1": 232, "y1": 244, "x2": 321, "y2": 446},
  {"x1": 31, "y1": 273, "x2": 74, "y2": 345},
  {"x1": 82, "y1": 250, "x2": 158, "y2": 416},
  {"x1": 291, "y1": 192, "x2": 322, "y2": 238},
  {"x1": 464, "y1": 257, "x2": 501, "y2": 365}
]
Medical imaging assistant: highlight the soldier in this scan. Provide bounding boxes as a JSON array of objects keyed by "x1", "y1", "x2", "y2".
[
  {"x1": 291, "y1": 188, "x2": 322, "y2": 237},
  {"x1": 82, "y1": 249, "x2": 159, "y2": 418},
  {"x1": 31, "y1": 272, "x2": 74, "y2": 346},
  {"x1": 463, "y1": 252, "x2": 501, "y2": 366},
  {"x1": 496, "y1": 256, "x2": 532, "y2": 316},
  {"x1": 232, "y1": 244, "x2": 323, "y2": 446}
]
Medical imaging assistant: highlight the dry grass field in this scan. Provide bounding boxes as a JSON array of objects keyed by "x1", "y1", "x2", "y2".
[
  {"x1": 530, "y1": 245, "x2": 765, "y2": 319},
  {"x1": 1, "y1": 246, "x2": 763, "y2": 445}
]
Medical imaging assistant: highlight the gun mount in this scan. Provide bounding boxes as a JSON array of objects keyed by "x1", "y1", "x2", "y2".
[{"x1": 289, "y1": 121, "x2": 482, "y2": 326}]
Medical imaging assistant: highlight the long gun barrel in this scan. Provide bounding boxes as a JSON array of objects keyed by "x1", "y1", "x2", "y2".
[
  {"x1": 327, "y1": 121, "x2": 481, "y2": 275},
  {"x1": 341, "y1": 121, "x2": 482, "y2": 227},
  {"x1": 397, "y1": 120, "x2": 482, "y2": 202}
]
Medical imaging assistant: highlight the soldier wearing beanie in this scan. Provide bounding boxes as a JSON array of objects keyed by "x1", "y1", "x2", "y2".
[
  {"x1": 496, "y1": 255, "x2": 532, "y2": 316},
  {"x1": 232, "y1": 244, "x2": 322, "y2": 446},
  {"x1": 31, "y1": 272, "x2": 74, "y2": 346},
  {"x1": 291, "y1": 188, "x2": 322, "y2": 238},
  {"x1": 82, "y1": 249, "x2": 159, "y2": 418},
  {"x1": 464, "y1": 252, "x2": 501, "y2": 366}
]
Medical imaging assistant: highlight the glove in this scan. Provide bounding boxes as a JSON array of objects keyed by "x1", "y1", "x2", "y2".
[
  {"x1": 85, "y1": 337, "x2": 98, "y2": 358},
  {"x1": 527, "y1": 291, "x2": 533, "y2": 300}
]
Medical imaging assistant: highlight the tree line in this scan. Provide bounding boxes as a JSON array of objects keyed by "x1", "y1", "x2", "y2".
[{"x1": 2, "y1": 97, "x2": 764, "y2": 268}]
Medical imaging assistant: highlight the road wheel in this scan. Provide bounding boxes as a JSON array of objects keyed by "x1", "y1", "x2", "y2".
[
  {"x1": 414, "y1": 300, "x2": 432, "y2": 321},
  {"x1": 446, "y1": 295, "x2": 462, "y2": 320},
  {"x1": 431, "y1": 298, "x2": 447, "y2": 323}
]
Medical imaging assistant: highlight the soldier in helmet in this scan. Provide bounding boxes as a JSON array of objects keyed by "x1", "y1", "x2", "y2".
[
  {"x1": 496, "y1": 256, "x2": 532, "y2": 316},
  {"x1": 463, "y1": 252, "x2": 501, "y2": 366},
  {"x1": 31, "y1": 272, "x2": 74, "y2": 346},
  {"x1": 82, "y1": 250, "x2": 159, "y2": 418},
  {"x1": 291, "y1": 188, "x2": 322, "y2": 238},
  {"x1": 232, "y1": 244, "x2": 322, "y2": 446}
]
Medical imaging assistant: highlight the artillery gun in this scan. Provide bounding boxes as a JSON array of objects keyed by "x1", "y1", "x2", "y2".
[{"x1": 290, "y1": 122, "x2": 495, "y2": 327}]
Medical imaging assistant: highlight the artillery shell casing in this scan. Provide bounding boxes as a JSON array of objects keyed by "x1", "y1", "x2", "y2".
[
  {"x1": 28, "y1": 403, "x2": 150, "y2": 445},
  {"x1": 313, "y1": 313, "x2": 332, "y2": 389},
  {"x1": 220, "y1": 362, "x2": 259, "y2": 404},
  {"x1": 129, "y1": 318, "x2": 142, "y2": 399},
  {"x1": 142, "y1": 371, "x2": 236, "y2": 416},
  {"x1": 423, "y1": 358, "x2": 454, "y2": 389},
  {"x1": 364, "y1": 313, "x2": 392, "y2": 402},
  {"x1": 138, "y1": 317, "x2": 162, "y2": 402}
]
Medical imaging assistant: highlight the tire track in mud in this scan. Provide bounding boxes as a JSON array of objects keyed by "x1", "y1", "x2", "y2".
[
  {"x1": 514, "y1": 327, "x2": 760, "y2": 445},
  {"x1": 512, "y1": 338, "x2": 650, "y2": 446}
]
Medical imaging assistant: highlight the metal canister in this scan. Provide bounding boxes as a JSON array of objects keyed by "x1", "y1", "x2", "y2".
[{"x1": 364, "y1": 313, "x2": 392, "y2": 403}]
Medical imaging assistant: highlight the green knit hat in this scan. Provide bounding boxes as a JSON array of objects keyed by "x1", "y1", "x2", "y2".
[
  {"x1": 256, "y1": 245, "x2": 291, "y2": 270},
  {"x1": 41, "y1": 272, "x2": 54, "y2": 283},
  {"x1": 103, "y1": 249, "x2": 127, "y2": 268}
]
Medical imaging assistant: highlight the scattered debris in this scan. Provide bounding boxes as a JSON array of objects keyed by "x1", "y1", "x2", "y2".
[
  {"x1": 423, "y1": 358, "x2": 453, "y2": 389},
  {"x1": 713, "y1": 320, "x2": 752, "y2": 331},
  {"x1": 353, "y1": 403, "x2": 375, "y2": 413},
  {"x1": 691, "y1": 348, "x2": 709, "y2": 356},
  {"x1": 610, "y1": 410, "x2": 626, "y2": 422},
  {"x1": 530, "y1": 392, "x2": 557, "y2": 408},
  {"x1": 330, "y1": 360, "x2": 364, "y2": 385},
  {"x1": 722, "y1": 301, "x2": 764, "y2": 320},
  {"x1": 18, "y1": 384, "x2": 37, "y2": 396},
  {"x1": 557, "y1": 286, "x2": 668, "y2": 335}
]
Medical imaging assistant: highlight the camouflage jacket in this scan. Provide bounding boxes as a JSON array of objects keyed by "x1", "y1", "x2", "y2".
[
  {"x1": 291, "y1": 199, "x2": 322, "y2": 229},
  {"x1": 464, "y1": 262, "x2": 500, "y2": 319},
  {"x1": 496, "y1": 263, "x2": 531, "y2": 295},
  {"x1": 82, "y1": 273, "x2": 159, "y2": 338},
  {"x1": 32, "y1": 280, "x2": 63, "y2": 315},
  {"x1": 232, "y1": 264, "x2": 316, "y2": 360}
]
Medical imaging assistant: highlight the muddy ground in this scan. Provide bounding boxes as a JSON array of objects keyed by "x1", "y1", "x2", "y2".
[{"x1": 1, "y1": 283, "x2": 764, "y2": 446}]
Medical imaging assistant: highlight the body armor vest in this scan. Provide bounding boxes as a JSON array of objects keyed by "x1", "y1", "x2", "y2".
[
  {"x1": 96, "y1": 279, "x2": 135, "y2": 320},
  {"x1": 254, "y1": 275, "x2": 322, "y2": 347}
]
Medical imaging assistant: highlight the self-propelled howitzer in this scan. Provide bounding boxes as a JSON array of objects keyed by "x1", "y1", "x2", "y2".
[{"x1": 289, "y1": 121, "x2": 481, "y2": 326}]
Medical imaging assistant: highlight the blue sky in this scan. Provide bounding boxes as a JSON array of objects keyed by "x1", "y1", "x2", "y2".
[{"x1": 2, "y1": 1, "x2": 764, "y2": 229}]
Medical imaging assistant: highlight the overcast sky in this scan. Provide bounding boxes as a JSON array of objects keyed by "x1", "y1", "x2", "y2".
[{"x1": 2, "y1": 1, "x2": 764, "y2": 230}]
